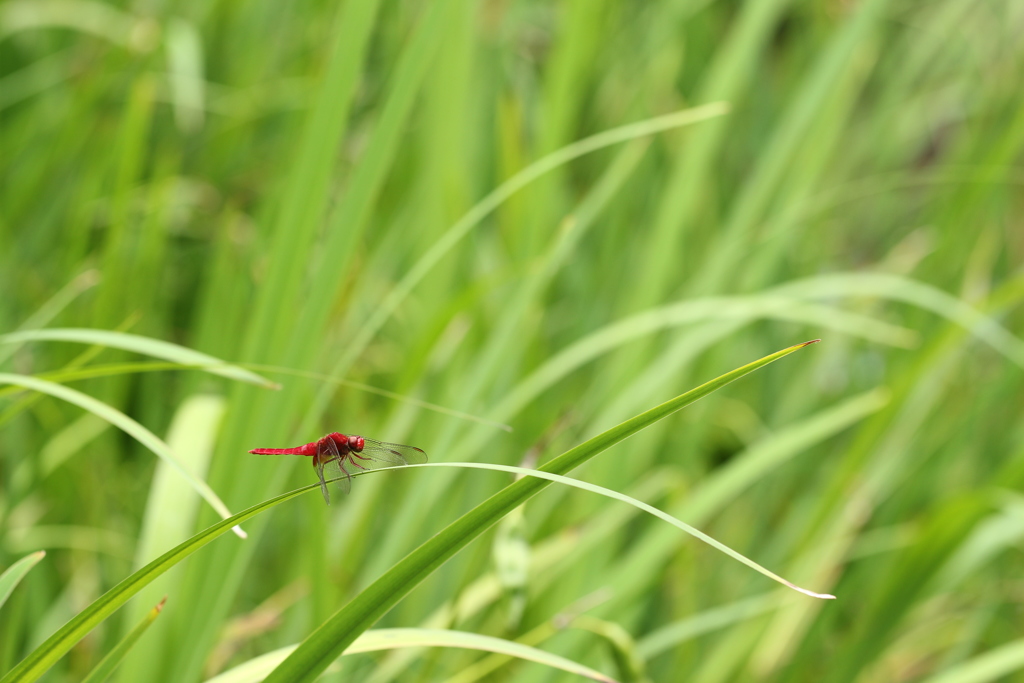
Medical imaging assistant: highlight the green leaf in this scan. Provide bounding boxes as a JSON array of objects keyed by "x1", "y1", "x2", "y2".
[
  {"x1": 400, "y1": 462, "x2": 833, "y2": 599},
  {"x1": 0, "y1": 340, "x2": 817, "y2": 683},
  {"x1": 263, "y1": 340, "x2": 821, "y2": 683},
  {"x1": 203, "y1": 628, "x2": 619, "y2": 683},
  {"x1": 0, "y1": 360, "x2": 511, "y2": 431},
  {"x1": 0, "y1": 328, "x2": 279, "y2": 388},
  {"x1": 0, "y1": 552, "x2": 46, "y2": 612},
  {"x1": 919, "y1": 637, "x2": 1024, "y2": 683},
  {"x1": 114, "y1": 395, "x2": 224, "y2": 683},
  {"x1": 0, "y1": 373, "x2": 242, "y2": 538},
  {"x1": 79, "y1": 598, "x2": 165, "y2": 683},
  {"x1": 571, "y1": 616, "x2": 648, "y2": 683},
  {"x1": 311, "y1": 102, "x2": 731, "y2": 404},
  {"x1": 0, "y1": 482, "x2": 321, "y2": 683},
  {"x1": 637, "y1": 592, "x2": 785, "y2": 658},
  {"x1": 776, "y1": 272, "x2": 1024, "y2": 366},
  {"x1": 0, "y1": 270, "x2": 99, "y2": 365}
]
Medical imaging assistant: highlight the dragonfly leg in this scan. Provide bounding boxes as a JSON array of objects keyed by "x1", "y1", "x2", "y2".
[
  {"x1": 314, "y1": 458, "x2": 330, "y2": 505},
  {"x1": 346, "y1": 454, "x2": 368, "y2": 471}
]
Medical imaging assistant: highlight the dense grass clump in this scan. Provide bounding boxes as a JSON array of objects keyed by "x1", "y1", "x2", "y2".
[{"x1": 2, "y1": 1, "x2": 1024, "y2": 681}]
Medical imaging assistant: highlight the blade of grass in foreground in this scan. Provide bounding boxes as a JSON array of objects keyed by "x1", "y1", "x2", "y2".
[
  {"x1": 394, "y1": 462, "x2": 833, "y2": 599},
  {"x1": 263, "y1": 340, "x2": 821, "y2": 683},
  {"x1": 0, "y1": 270, "x2": 100, "y2": 366},
  {"x1": 0, "y1": 339, "x2": 815, "y2": 683},
  {"x1": 920, "y1": 636, "x2": 1024, "y2": 683},
  {"x1": 0, "y1": 482, "x2": 324, "y2": 683},
  {"x1": 0, "y1": 552, "x2": 46, "y2": 611},
  {"x1": 0, "y1": 328, "x2": 279, "y2": 388},
  {"x1": 309, "y1": 102, "x2": 730, "y2": 414},
  {"x1": 0, "y1": 361, "x2": 511, "y2": 431},
  {"x1": 80, "y1": 598, "x2": 165, "y2": 683},
  {"x1": 0, "y1": 373, "x2": 244, "y2": 538},
  {"x1": 0, "y1": 460, "x2": 667, "y2": 682},
  {"x1": 203, "y1": 629, "x2": 618, "y2": 683}
]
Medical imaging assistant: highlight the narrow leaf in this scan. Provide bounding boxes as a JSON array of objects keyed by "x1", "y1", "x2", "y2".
[
  {"x1": 203, "y1": 629, "x2": 617, "y2": 683},
  {"x1": 0, "y1": 374, "x2": 243, "y2": 539},
  {"x1": 0, "y1": 341, "x2": 816, "y2": 683},
  {"x1": 0, "y1": 328, "x2": 279, "y2": 388},
  {"x1": 263, "y1": 340, "x2": 820, "y2": 683},
  {"x1": 0, "y1": 482, "x2": 322, "y2": 683},
  {"x1": 920, "y1": 636, "x2": 1024, "y2": 683},
  {"x1": 0, "y1": 551, "x2": 46, "y2": 612},
  {"x1": 79, "y1": 598, "x2": 165, "y2": 683},
  {"x1": 394, "y1": 463, "x2": 834, "y2": 599}
]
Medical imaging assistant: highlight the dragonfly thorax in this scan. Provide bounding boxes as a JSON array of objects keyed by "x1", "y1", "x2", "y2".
[{"x1": 327, "y1": 432, "x2": 364, "y2": 453}]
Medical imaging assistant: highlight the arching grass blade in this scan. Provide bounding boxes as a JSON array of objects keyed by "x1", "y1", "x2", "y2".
[
  {"x1": 263, "y1": 340, "x2": 820, "y2": 683},
  {"x1": 80, "y1": 598, "x2": 165, "y2": 683}
]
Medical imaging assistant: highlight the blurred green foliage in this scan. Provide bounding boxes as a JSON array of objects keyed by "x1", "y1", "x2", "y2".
[{"x1": 1, "y1": 0, "x2": 1023, "y2": 681}]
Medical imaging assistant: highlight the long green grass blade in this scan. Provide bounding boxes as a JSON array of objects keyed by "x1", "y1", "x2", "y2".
[
  {"x1": 0, "y1": 482, "x2": 322, "y2": 683},
  {"x1": 203, "y1": 629, "x2": 618, "y2": 683},
  {"x1": 6, "y1": 2, "x2": 1024, "y2": 680},
  {"x1": 395, "y1": 462, "x2": 834, "y2": 599},
  {"x1": 0, "y1": 374, "x2": 242, "y2": 537},
  {"x1": 310, "y1": 102, "x2": 730, "y2": 404},
  {"x1": 0, "y1": 270, "x2": 99, "y2": 365},
  {"x1": 0, "y1": 552, "x2": 46, "y2": 612},
  {"x1": 79, "y1": 598, "x2": 165, "y2": 683},
  {"x1": 0, "y1": 361, "x2": 510, "y2": 431},
  {"x1": 1, "y1": 454, "x2": 733, "y2": 683},
  {"x1": 637, "y1": 592, "x2": 786, "y2": 658},
  {"x1": 263, "y1": 340, "x2": 819, "y2": 683},
  {"x1": 115, "y1": 395, "x2": 225, "y2": 683},
  {"x1": 0, "y1": 329, "x2": 278, "y2": 388},
  {"x1": 921, "y1": 638, "x2": 1024, "y2": 683}
]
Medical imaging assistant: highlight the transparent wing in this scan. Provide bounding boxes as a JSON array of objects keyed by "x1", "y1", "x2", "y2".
[
  {"x1": 316, "y1": 437, "x2": 349, "y2": 503},
  {"x1": 322, "y1": 453, "x2": 352, "y2": 496},
  {"x1": 313, "y1": 457, "x2": 329, "y2": 505},
  {"x1": 351, "y1": 436, "x2": 427, "y2": 468}
]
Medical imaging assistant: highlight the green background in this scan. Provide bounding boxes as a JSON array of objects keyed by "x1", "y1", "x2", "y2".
[{"x1": 2, "y1": 0, "x2": 1024, "y2": 681}]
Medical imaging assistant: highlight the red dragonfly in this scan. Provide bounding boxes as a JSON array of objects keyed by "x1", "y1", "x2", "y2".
[{"x1": 249, "y1": 432, "x2": 427, "y2": 504}]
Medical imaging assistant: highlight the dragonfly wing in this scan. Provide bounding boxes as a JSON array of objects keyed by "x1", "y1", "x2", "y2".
[
  {"x1": 322, "y1": 454, "x2": 352, "y2": 495},
  {"x1": 313, "y1": 457, "x2": 330, "y2": 505},
  {"x1": 353, "y1": 436, "x2": 427, "y2": 468},
  {"x1": 316, "y1": 437, "x2": 349, "y2": 501}
]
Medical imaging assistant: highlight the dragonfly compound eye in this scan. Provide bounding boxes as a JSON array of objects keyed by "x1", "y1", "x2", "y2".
[{"x1": 350, "y1": 435, "x2": 365, "y2": 451}]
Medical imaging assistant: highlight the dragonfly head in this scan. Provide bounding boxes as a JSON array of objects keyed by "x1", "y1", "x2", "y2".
[{"x1": 349, "y1": 435, "x2": 365, "y2": 452}]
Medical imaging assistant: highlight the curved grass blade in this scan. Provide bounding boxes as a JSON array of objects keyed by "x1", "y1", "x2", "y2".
[
  {"x1": 493, "y1": 299, "x2": 905, "y2": 423},
  {"x1": 920, "y1": 636, "x2": 1024, "y2": 683},
  {"x1": 263, "y1": 340, "x2": 821, "y2": 683},
  {"x1": 0, "y1": 0, "x2": 150, "y2": 48},
  {"x1": 0, "y1": 328, "x2": 279, "y2": 388},
  {"x1": 203, "y1": 629, "x2": 618, "y2": 683},
  {"x1": 243, "y1": 364, "x2": 512, "y2": 432},
  {"x1": 80, "y1": 598, "x2": 165, "y2": 683},
  {"x1": 775, "y1": 272, "x2": 1024, "y2": 366},
  {"x1": 0, "y1": 481, "x2": 324, "y2": 683},
  {"x1": 636, "y1": 592, "x2": 785, "y2": 658},
  {"x1": 4, "y1": 526, "x2": 134, "y2": 559},
  {"x1": 0, "y1": 342, "x2": 814, "y2": 683},
  {"x1": 388, "y1": 462, "x2": 834, "y2": 599},
  {"x1": 569, "y1": 616, "x2": 646, "y2": 683},
  {"x1": 0, "y1": 373, "x2": 244, "y2": 539},
  {"x1": 0, "y1": 270, "x2": 100, "y2": 366},
  {"x1": 0, "y1": 316, "x2": 141, "y2": 427},
  {"x1": 0, "y1": 361, "x2": 510, "y2": 431},
  {"x1": 0, "y1": 551, "x2": 46, "y2": 612},
  {"x1": 309, "y1": 103, "x2": 731, "y2": 411}
]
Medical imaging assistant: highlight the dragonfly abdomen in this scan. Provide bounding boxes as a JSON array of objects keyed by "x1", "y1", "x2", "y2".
[{"x1": 248, "y1": 442, "x2": 318, "y2": 456}]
